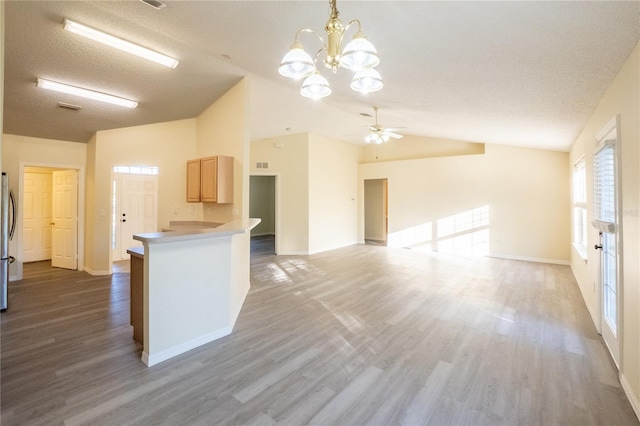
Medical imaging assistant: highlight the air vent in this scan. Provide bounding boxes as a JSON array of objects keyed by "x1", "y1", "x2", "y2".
[
  {"x1": 256, "y1": 162, "x2": 269, "y2": 169},
  {"x1": 139, "y1": 0, "x2": 166, "y2": 10},
  {"x1": 57, "y1": 102, "x2": 82, "y2": 111}
]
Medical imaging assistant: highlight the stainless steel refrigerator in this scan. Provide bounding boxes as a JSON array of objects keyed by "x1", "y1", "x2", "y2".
[{"x1": 1, "y1": 172, "x2": 17, "y2": 311}]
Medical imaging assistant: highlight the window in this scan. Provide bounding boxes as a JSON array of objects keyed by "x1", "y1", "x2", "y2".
[
  {"x1": 593, "y1": 144, "x2": 616, "y2": 225},
  {"x1": 572, "y1": 156, "x2": 587, "y2": 259},
  {"x1": 113, "y1": 165, "x2": 159, "y2": 175}
]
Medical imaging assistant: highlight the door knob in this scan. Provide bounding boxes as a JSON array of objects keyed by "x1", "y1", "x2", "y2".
[
  {"x1": 50, "y1": 222, "x2": 55, "y2": 226},
  {"x1": 594, "y1": 244, "x2": 603, "y2": 250}
]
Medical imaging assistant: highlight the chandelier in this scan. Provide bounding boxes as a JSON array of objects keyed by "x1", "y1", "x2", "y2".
[{"x1": 278, "y1": 0, "x2": 383, "y2": 99}]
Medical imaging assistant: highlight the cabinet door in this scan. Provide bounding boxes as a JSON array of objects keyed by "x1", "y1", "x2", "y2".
[
  {"x1": 216, "y1": 156, "x2": 234, "y2": 204},
  {"x1": 200, "y1": 156, "x2": 218, "y2": 202},
  {"x1": 186, "y1": 159, "x2": 201, "y2": 202}
]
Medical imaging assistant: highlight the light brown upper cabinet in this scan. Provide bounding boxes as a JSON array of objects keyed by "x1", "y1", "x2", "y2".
[
  {"x1": 186, "y1": 159, "x2": 202, "y2": 202},
  {"x1": 186, "y1": 155, "x2": 234, "y2": 203}
]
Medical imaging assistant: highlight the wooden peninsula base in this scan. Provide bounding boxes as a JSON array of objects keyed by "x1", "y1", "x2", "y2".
[{"x1": 127, "y1": 246, "x2": 144, "y2": 344}]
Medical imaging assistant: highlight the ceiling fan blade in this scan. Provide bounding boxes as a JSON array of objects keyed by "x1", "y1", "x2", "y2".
[
  {"x1": 385, "y1": 131, "x2": 404, "y2": 139},
  {"x1": 384, "y1": 127, "x2": 406, "y2": 132}
]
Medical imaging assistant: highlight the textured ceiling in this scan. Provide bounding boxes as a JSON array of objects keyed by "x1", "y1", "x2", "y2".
[{"x1": 3, "y1": 1, "x2": 639, "y2": 151}]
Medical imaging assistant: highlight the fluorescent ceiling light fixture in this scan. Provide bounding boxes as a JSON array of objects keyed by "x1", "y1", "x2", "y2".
[
  {"x1": 37, "y1": 78, "x2": 138, "y2": 108},
  {"x1": 63, "y1": 19, "x2": 179, "y2": 69}
]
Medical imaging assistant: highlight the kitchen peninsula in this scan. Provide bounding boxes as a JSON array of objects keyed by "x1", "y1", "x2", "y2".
[{"x1": 132, "y1": 218, "x2": 260, "y2": 367}]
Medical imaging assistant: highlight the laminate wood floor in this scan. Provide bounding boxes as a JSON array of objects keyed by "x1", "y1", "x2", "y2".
[{"x1": 2, "y1": 241, "x2": 638, "y2": 425}]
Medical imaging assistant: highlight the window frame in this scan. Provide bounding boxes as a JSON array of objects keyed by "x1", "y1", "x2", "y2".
[{"x1": 572, "y1": 155, "x2": 588, "y2": 260}]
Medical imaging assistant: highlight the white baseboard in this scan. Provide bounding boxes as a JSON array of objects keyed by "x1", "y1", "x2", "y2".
[
  {"x1": 84, "y1": 267, "x2": 111, "y2": 276},
  {"x1": 308, "y1": 241, "x2": 358, "y2": 256},
  {"x1": 277, "y1": 250, "x2": 309, "y2": 255},
  {"x1": 488, "y1": 253, "x2": 570, "y2": 266},
  {"x1": 621, "y1": 373, "x2": 640, "y2": 422},
  {"x1": 142, "y1": 326, "x2": 233, "y2": 367}
]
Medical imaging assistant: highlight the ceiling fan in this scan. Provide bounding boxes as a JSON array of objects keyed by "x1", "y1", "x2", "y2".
[{"x1": 363, "y1": 106, "x2": 404, "y2": 144}]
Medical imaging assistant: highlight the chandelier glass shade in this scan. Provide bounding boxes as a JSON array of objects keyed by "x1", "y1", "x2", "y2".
[
  {"x1": 278, "y1": 0, "x2": 382, "y2": 99},
  {"x1": 339, "y1": 32, "x2": 380, "y2": 71},
  {"x1": 278, "y1": 43, "x2": 315, "y2": 79},
  {"x1": 301, "y1": 72, "x2": 332, "y2": 99},
  {"x1": 350, "y1": 68, "x2": 383, "y2": 94}
]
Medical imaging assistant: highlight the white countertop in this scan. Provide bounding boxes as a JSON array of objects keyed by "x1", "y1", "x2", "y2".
[
  {"x1": 126, "y1": 246, "x2": 144, "y2": 257},
  {"x1": 133, "y1": 218, "x2": 261, "y2": 245}
]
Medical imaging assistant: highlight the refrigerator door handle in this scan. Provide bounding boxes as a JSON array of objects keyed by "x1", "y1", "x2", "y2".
[{"x1": 9, "y1": 189, "x2": 16, "y2": 241}]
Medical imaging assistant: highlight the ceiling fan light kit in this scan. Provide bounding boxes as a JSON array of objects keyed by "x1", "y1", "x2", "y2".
[
  {"x1": 278, "y1": 0, "x2": 382, "y2": 99},
  {"x1": 365, "y1": 132, "x2": 390, "y2": 144},
  {"x1": 365, "y1": 106, "x2": 404, "y2": 144}
]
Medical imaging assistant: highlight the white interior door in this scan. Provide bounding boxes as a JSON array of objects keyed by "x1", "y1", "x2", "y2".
[
  {"x1": 593, "y1": 120, "x2": 620, "y2": 368},
  {"x1": 52, "y1": 170, "x2": 78, "y2": 270},
  {"x1": 22, "y1": 172, "x2": 53, "y2": 262},
  {"x1": 117, "y1": 173, "x2": 158, "y2": 259}
]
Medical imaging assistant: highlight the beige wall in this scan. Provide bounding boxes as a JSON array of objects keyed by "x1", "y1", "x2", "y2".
[
  {"x1": 362, "y1": 134, "x2": 485, "y2": 164},
  {"x1": 251, "y1": 133, "x2": 309, "y2": 254},
  {"x1": 2, "y1": 134, "x2": 87, "y2": 278},
  {"x1": 569, "y1": 42, "x2": 640, "y2": 414},
  {"x1": 196, "y1": 78, "x2": 250, "y2": 223},
  {"x1": 308, "y1": 134, "x2": 360, "y2": 254},
  {"x1": 85, "y1": 134, "x2": 97, "y2": 272},
  {"x1": 359, "y1": 143, "x2": 571, "y2": 263}
]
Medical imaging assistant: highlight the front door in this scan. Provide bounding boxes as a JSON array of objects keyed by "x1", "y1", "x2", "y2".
[
  {"x1": 117, "y1": 173, "x2": 158, "y2": 259},
  {"x1": 593, "y1": 119, "x2": 620, "y2": 367},
  {"x1": 51, "y1": 170, "x2": 78, "y2": 270}
]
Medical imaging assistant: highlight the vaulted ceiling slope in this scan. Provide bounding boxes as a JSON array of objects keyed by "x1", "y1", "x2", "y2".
[{"x1": 4, "y1": 1, "x2": 639, "y2": 151}]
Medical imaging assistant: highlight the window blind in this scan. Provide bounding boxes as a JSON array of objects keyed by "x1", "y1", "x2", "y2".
[{"x1": 593, "y1": 142, "x2": 616, "y2": 231}]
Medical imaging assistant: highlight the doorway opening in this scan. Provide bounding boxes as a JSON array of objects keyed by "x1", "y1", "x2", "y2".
[
  {"x1": 17, "y1": 162, "x2": 85, "y2": 281},
  {"x1": 249, "y1": 174, "x2": 278, "y2": 256},
  {"x1": 364, "y1": 178, "x2": 388, "y2": 245}
]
